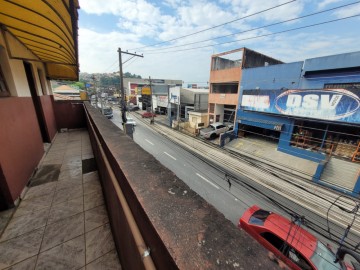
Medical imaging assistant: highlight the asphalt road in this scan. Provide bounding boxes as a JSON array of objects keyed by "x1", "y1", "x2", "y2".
[{"x1": 111, "y1": 108, "x2": 359, "y2": 261}]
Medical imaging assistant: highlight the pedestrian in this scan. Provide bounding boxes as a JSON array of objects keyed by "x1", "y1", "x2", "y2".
[{"x1": 225, "y1": 173, "x2": 231, "y2": 190}]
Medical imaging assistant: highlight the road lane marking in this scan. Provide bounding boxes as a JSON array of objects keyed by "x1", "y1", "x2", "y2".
[
  {"x1": 145, "y1": 139, "x2": 154, "y2": 145},
  {"x1": 196, "y1": 173, "x2": 219, "y2": 189},
  {"x1": 164, "y1": 152, "x2": 176, "y2": 160}
]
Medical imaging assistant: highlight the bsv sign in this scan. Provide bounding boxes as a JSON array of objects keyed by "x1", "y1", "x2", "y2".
[
  {"x1": 275, "y1": 89, "x2": 360, "y2": 120},
  {"x1": 241, "y1": 88, "x2": 360, "y2": 123}
]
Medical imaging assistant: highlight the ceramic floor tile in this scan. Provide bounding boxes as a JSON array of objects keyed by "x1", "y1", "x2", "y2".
[
  {"x1": 52, "y1": 185, "x2": 83, "y2": 205},
  {"x1": 36, "y1": 235, "x2": 85, "y2": 270},
  {"x1": 83, "y1": 181, "x2": 101, "y2": 196},
  {"x1": 56, "y1": 177, "x2": 83, "y2": 191},
  {"x1": 22, "y1": 182, "x2": 57, "y2": 201},
  {"x1": 4, "y1": 256, "x2": 37, "y2": 270},
  {"x1": 0, "y1": 228, "x2": 44, "y2": 269},
  {"x1": 0, "y1": 209, "x2": 15, "y2": 234},
  {"x1": 0, "y1": 209, "x2": 49, "y2": 242},
  {"x1": 59, "y1": 170, "x2": 82, "y2": 182},
  {"x1": 41, "y1": 212, "x2": 84, "y2": 252},
  {"x1": 83, "y1": 172, "x2": 99, "y2": 183},
  {"x1": 48, "y1": 197, "x2": 84, "y2": 225},
  {"x1": 84, "y1": 191, "x2": 104, "y2": 211},
  {"x1": 82, "y1": 153, "x2": 94, "y2": 160},
  {"x1": 13, "y1": 194, "x2": 53, "y2": 218},
  {"x1": 84, "y1": 205, "x2": 109, "y2": 233},
  {"x1": 63, "y1": 158, "x2": 82, "y2": 167},
  {"x1": 85, "y1": 223, "x2": 115, "y2": 264},
  {"x1": 60, "y1": 164, "x2": 82, "y2": 174},
  {"x1": 85, "y1": 250, "x2": 121, "y2": 270}
]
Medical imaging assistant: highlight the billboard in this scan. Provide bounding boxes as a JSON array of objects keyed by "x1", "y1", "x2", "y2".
[
  {"x1": 157, "y1": 96, "x2": 168, "y2": 107},
  {"x1": 142, "y1": 87, "x2": 151, "y2": 95},
  {"x1": 169, "y1": 86, "x2": 180, "y2": 104},
  {"x1": 241, "y1": 88, "x2": 360, "y2": 124}
]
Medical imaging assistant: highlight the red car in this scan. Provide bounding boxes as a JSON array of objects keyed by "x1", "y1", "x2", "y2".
[
  {"x1": 141, "y1": 112, "x2": 157, "y2": 118},
  {"x1": 239, "y1": 205, "x2": 353, "y2": 270}
]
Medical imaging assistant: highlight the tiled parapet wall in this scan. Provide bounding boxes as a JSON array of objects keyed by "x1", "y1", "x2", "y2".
[{"x1": 84, "y1": 102, "x2": 278, "y2": 269}]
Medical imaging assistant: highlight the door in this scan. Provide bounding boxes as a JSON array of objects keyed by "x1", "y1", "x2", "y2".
[{"x1": 23, "y1": 62, "x2": 49, "y2": 142}]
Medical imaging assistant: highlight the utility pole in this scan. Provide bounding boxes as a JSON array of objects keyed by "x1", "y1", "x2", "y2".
[
  {"x1": 117, "y1": 48, "x2": 143, "y2": 124},
  {"x1": 149, "y1": 76, "x2": 154, "y2": 124}
]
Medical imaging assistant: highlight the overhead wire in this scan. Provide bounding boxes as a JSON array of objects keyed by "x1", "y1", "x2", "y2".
[
  {"x1": 143, "y1": 14, "x2": 360, "y2": 54},
  {"x1": 140, "y1": 1, "x2": 360, "y2": 53},
  {"x1": 129, "y1": 0, "x2": 297, "y2": 50},
  {"x1": 133, "y1": 114, "x2": 359, "y2": 246},
  {"x1": 133, "y1": 114, "x2": 359, "y2": 263}
]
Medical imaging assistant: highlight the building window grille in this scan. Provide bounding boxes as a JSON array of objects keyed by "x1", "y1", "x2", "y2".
[
  {"x1": 209, "y1": 103, "x2": 214, "y2": 113},
  {"x1": 324, "y1": 82, "x2": 360, "y2": 89}
]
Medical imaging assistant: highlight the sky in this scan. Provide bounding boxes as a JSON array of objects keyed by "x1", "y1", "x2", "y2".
[{"x1": 78, "y1": 0, "x2": 360, "y2": 86}]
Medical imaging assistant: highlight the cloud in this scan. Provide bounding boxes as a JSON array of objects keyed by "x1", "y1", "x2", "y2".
[
  {"x1": 317, "y1": 0, "x2": 343, "y2": 9},
  {"x1": 78, "y1": 0, "x2": 360, "y2": 83},
  {"x1": 333, "y1": 3, "x2": 360, "y2": 18}
]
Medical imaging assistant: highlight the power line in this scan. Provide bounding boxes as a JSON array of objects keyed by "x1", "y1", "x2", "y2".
[
  {"x1": 143, "y1": 14, "x2": 360, "y2": 54},
  {"x1": 131, "y1": 114, "x2": 359, "y2": 252},
  {"x1": 140, "y1": 1, "x2": 360, "y2": 53},
  {"x1": 129, "y1": 0, "x2": 297, "y2": 50}
]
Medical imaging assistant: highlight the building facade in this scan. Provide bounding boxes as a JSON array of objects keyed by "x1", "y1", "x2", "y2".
[
  {"x1": 236, "y1": 51, "x2": 360, "y2": 196},
  {"x1": 0, "y1": 1, "x2": 79, "y2": 209},
  {"x1": 208, "y1": 47, "x2": 283, "y2": 125},
  {"x1": 122, "y1": 77, "x2": 182, "y2": 108}
]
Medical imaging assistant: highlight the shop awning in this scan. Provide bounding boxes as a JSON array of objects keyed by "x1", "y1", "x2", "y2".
[
  {"x1": 237, "y1": 117, "x2": 283, "y2": 131},
  {"x1": 0, "y1": 0, "x2": 79, "y2": 81}
]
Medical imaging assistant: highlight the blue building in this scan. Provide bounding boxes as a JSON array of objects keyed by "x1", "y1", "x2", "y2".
[{"x1": 236, "y1": 51, "x2": 360, "y2": 196}]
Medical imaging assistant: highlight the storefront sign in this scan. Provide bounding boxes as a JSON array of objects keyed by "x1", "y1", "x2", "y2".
[
  {"x1": 157, "y1": 95, "x2": 168, "y2": 107},
  {"x1": 169, "y1": 86, "x2": 180, "y2": 104},
  {"x1": 142, "y1": 87, "x2": 151, "y2": 95},
  {"x1": 241, "y1": 88, "x2": 360, "y2": 124}
]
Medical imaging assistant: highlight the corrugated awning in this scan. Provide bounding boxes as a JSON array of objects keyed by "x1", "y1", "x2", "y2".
[
  {"x1": 0, "y1": 0, "x2": 79, "y2": 81},
  {"x1": 237, "y1": 117, "x2": 283, "y2": 131}
]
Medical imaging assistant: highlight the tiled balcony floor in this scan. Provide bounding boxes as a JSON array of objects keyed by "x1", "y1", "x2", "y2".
[{"x1": 0, "y1": 130, "x2": 121, "y2": 270}]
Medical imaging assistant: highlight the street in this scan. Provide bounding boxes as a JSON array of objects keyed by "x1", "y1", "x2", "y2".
[{"x1": 111, "y1": 107, "x2": 359, "y2": 253}]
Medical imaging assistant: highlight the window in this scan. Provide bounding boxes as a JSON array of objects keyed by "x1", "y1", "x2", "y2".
[
  {"x1": 324, "y1": 82, "x2": 360, "y2": 89},
  {"x1": 209, "y1": 103, "x2": 214, "y2": 113},
  {"x1": 0, "y1": 64, "x2": 9, "y2": 97},
  {"x1": 310, "y1": 241, "x2": 342, "y2": 270},
  {"x1": 261, "y1": 232, "x2": 286, "y2": 251},
  {"x1": 216, "y1": 125, "x2": 226, "y2": 129},
  {"x1": 249, "y1": 209, "x2": 271, "y2": 226},
  {"x1": 288, "y1": 248, "x2": 312, "y2": 270}
]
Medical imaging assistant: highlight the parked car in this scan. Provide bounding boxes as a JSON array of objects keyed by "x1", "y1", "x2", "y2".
[
  {"x1": 199, "y1": 122, "x2": 229, "y2": 139},
  {"x1": 142, "y1": 112, "x2": 157, "y2": 118},
  {"x1": 238, "y1": 205, "x2": 353, "y2": 270},
  {"x1": 128, "y1": 105, "x2": 140, "y2": 111},
  {"x1": 126, "y1": 117, "x2": 136, "y2": 126},
  {"x1": 97, "y1": 102, "x2": 113, "y2": 119}
]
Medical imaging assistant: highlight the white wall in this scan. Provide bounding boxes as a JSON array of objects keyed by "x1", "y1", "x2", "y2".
[{"x1": 0, "y1": 31, "x2": 48, "y2": 98}]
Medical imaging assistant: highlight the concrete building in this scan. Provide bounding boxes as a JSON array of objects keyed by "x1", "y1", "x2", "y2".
[
  {"x1": 122, "y1": 77, "x2": 182, "y2": 107},
  {"x1": 208, "y1": 47, "x2": 282, "y2": 125},
  {"x1": 0, "y1": 4, "x2": 276, "y2": 269},
  {"x1": 0, "y1": 0, "x2": 80, "y2": 209},
  {"x1": 236, "y1": 51, "x2": 360, "y2": 196}
]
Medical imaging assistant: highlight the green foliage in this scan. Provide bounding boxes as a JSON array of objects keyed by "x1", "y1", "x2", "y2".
[
  {"x1": 124, "y1": 72, "x2": 142, "y2": 78},
  {"x1": 70, "y1": 81, "x2": 85, "y2": 90},
  {"x1": 100, "y1": 76, "x2": 120, "y2": 86}
]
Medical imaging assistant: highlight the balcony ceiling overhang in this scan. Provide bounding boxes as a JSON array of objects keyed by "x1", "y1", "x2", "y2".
[{"x1": 0, "y1": 0, "x2": 80, "y2": 81}]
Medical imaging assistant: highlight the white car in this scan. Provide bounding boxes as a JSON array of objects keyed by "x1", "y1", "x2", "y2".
[
  {"x1": 126, "y1": 117, "x2": 136, "y2": 126},
  {"x1": 199, "y1": 122, "x2": 228, "y2": 139}
]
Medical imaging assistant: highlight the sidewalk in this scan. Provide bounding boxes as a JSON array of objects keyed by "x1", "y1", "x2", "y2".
[
  {"x1": 225, "y1": 137, "x2": 318, "y2": 180},
  {"x1": 0, "y1": 130, "x2": 121, "y2": 269}
]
